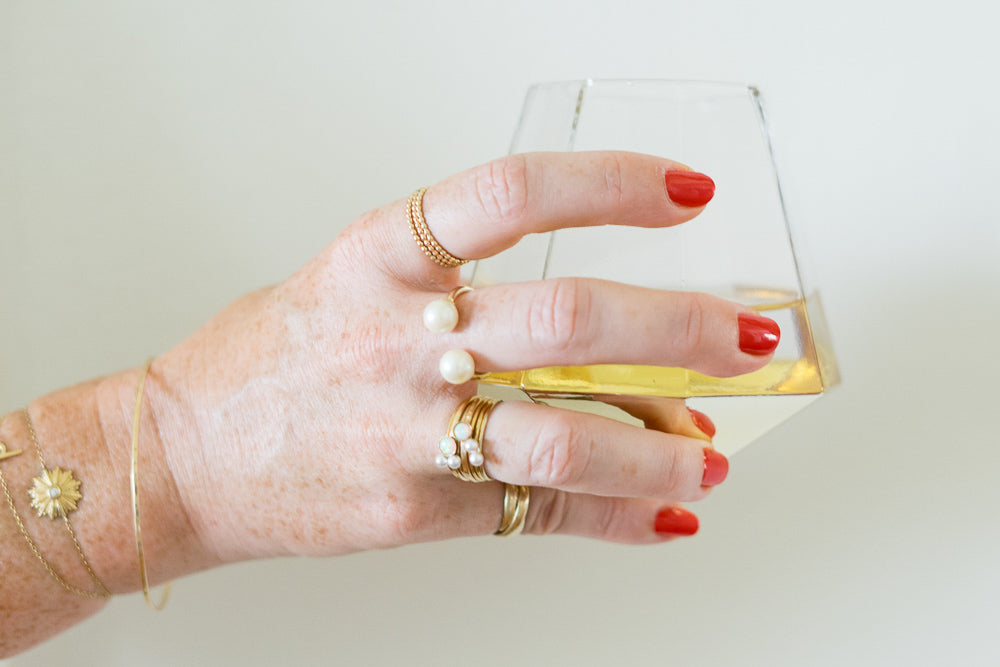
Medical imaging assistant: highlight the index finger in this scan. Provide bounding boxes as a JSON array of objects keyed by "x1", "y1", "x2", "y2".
[{"x1": 368, "y1": 151, "x2": 715, "y2": 282}]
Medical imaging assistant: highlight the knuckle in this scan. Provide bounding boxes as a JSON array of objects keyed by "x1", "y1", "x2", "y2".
[
  {"x1": 327, "y1": 212, "x2": 392, "y2": 272},
  {"x1": 600, "y1": 154, "x2": 625, "y2": 206},
  {"x1": 383, "y1": 496, "x2": 437, "y2": 544},
  {"x1": 526, "y1": 414, "x2": 589, "y2": 488},
  {"x1": 678, "y1": 292, "x2": 707, "y2": 359},
  {"x1": 595, "y1": 498, "x2": 627, "y2": 540},
  {"x1": 338, "y1": 323, "x2": 405, "y2": 381},
  {"x1": 527, "y1": 490, "x2": 570, "y2": 536},
  {"x1": 472, "y1": 155, "x2": 529, "y2": 223},
  {"x1": 526, "y1": 277, "x2": 593, "y2": 353},
  {"x1": 659, "y1": 445, "x2": 687, "y2": 498}
]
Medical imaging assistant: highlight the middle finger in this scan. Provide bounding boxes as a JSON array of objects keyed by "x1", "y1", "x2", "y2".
[{"x1": 439, "y1": 278, "x2": 779, "y2": 379}]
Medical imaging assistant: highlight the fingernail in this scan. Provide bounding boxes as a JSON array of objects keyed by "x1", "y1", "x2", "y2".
[
  {"x1": 738, "y1": 312, "x2": 780, "y2": 356},
  {"x1": 687, "y1": 408, "x2": 716, "y2": 439},
  {"x1": 654, "y1": 507, "x2": 699, "y2": 536},
  {"x1": 702, "y1": 448, "x2": 729, "y2": 486},
  {"x1": 665, "y1": 169, "x2": 715, "y2": 207}
]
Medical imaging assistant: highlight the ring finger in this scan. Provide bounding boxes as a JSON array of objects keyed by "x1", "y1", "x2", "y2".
[{"x1": 430, "y1": 400, "x2": 726, "y2": 502}]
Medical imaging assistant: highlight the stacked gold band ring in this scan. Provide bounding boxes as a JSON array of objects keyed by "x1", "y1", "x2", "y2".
[
  {"x1": 495, "y1": 484, "x2": 530, "y2": 537},
  {"x1": 435, "y1": 396, "x2": 498, "y2": 482},
  {"x1": 407, "y1": 187, "x2": 468, "y2": 269}
]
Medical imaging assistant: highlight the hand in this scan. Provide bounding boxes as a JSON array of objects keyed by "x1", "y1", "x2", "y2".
[{"x1": 149, "y1": 151, "x2": 778, "y2": 564}]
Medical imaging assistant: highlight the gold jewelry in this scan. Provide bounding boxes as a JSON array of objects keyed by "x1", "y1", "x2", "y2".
[
  {"x1": 423, "y1": 286, "x2": 472, "y2": 333},
  {"x1": 494, "y1": 484, "x2": 530, "y2": 536},
  {"x1": 0, "y1": 440, "x2": 23, "y2": 461},
  {"x1": 29, "y1": 469, "x2": 82, "y2": 519},
  {"x1": 407, "y1": 186, "x2": 468, "y2": 269},
  {"x1": 131, "y1": 358, "x2": 172, "y2": 610},
  {"x1": 439, "y1": 349, "x2": 485, "y2": 385},
  {"x1": 0, "y1": 411, "x2": 111, "y2": 599},
  {"x1": 435, "y1": 396, "x2": 498, "y2": 482}
]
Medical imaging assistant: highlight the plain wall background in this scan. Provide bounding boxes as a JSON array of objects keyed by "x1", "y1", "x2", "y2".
[{"x1": 2, "y1": 1, "x2": 998, "y2": 665}]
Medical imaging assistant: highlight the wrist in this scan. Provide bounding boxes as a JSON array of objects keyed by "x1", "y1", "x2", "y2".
[{"x1": 92, "y1": 363, "x2": 222, "y2": 590}]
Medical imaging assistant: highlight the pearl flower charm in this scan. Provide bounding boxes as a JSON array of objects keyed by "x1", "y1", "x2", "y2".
[{"x1": 29, "y1": 467, "x2": 83, "y2": 519}]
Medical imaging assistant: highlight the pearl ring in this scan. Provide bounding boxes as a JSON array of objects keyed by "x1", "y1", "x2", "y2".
[
  {"x1": 435, "y1": 395, "x2": 498, "y2": 482},
  {"x1": 423, "y1": 286, "x2": 471, "y2": 333},
  {"x1": 423, "y1": 286, "x2": 483, "y2": 384}
]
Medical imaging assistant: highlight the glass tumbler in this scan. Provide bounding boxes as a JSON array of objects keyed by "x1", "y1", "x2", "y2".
[{"x1": 471, "y1": 80, "x2": 839, "y2": 455}]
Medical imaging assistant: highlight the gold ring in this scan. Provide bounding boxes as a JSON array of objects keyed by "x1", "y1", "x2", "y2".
[
  {"x1": 435, "y1": 396, "x2": 499, "y2": 482},
  {"x1": 494, "y1": 484, "x2": 530, "y2": 536},
  {"x1": 407, "y1": 186, "x2": 468, "y2": 269},
  {"x1": 423, "y1": 286, "x2": 472, "y2": 334}
]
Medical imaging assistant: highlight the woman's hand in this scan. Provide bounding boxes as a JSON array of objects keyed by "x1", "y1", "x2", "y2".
[{"x1": 149, "y1": 151, "x2": 778, "y2": 564}]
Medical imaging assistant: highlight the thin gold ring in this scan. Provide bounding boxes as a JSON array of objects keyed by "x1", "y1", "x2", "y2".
[
  {"x1": 423, "y1": 286, "x2": 472, "y2": 334},
  {"x1": 407, "y1": 186, "x2": 468, "y2": 269},
  {"x1": 494, "y1": 484, "x2": 530, "y2": 536}
]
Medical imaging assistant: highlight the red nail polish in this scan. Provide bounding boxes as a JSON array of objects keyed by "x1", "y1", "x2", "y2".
[
  {"x1": 702, "y1": 448, "x2": 729, "y2": 486},
  {"x1": 687, "y1": 408, "x2": 716, "y2": 439},
  {"x1": 738, "y1": 312, "x2": 780, "y2": 356},
  {"x1": 665, "y1": 170, "x2": 715, "y2": 207},
  {"x1": 654, "y1": 507, "x2": 699, "y2": 536}
]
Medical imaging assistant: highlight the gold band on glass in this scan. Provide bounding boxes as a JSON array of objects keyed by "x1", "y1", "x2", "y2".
[
  {"x1": 407, "y1": 186, "x2": 468, "y2": 268},
  {"x1": 494, "y1": 484, "x2": 530, "y2": 537},
  {"x1": 131, "y1": 358, "x2": 172, "y2": 610},
  {"x1": 447, "y1": 396, "x2": 499, "y2": 482},
  {"x1": 0, "y1": 411, "x2": 111, "y2": 599}
]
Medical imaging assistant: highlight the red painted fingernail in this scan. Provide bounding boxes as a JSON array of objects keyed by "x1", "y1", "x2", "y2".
[
  {"x1": 654, "y1": 507, "x2": 699, "y2": 536},
  {"x1": 702, "y1": 448, "x2": 729, "y2": 486},
  {"x1": 738, "y1": 312, "x2": 780, "y2": 356},
  {"x1": 665, "y1": 170, "x2": 715, "y2": 207},
  {"x1": 688, "y1": 408, "x2": 716, "y2": 439}
]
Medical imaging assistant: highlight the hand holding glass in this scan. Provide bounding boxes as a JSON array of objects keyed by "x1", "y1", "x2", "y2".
[{"x1": 472, "y1": 80, "x2": 839, "y2": 455}]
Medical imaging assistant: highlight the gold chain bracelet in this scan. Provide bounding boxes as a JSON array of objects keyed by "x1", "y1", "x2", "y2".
[{"x1": 0, "y1": 410, "x2": 111, "y2": 599}]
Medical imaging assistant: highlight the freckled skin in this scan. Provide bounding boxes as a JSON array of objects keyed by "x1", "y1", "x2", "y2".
[
  {"x1": 1, "y1": 152, "x2": 758, "y2": 657},
  {"x1": 149, "y1": 252, "x2": 479, "y2": 561}
]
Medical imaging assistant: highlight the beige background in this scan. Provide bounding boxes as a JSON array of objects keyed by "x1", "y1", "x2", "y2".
[{"x1": 2, "y1": 1, "x2": 998, "y2": 665}]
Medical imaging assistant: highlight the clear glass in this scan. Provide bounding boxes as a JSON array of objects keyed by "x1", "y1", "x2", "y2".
[{"x1": 471, "y1": 79, "x2": 839, "y2": 455}]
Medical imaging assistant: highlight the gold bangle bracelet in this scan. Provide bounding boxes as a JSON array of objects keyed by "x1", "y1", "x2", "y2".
[{"x1": 131, "y1": 358, "x2": 172, "y2": 610}]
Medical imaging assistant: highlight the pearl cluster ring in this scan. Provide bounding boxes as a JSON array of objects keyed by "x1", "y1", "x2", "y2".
[{"x1": 434, "y1": 396, "x2": 498, "y2": 482}]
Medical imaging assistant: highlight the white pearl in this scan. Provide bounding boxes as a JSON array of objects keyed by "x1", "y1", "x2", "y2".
[
  {"x1": 439, "y1": 436, "x2": 457, "y2": 456},
  {"x1": 48, "y1": 487, "x2": 62, "y2": 498},
  {"x1": 423, "y1": 298, "x2": 459, "y2": 333},
  {"x1": 439, "y1": 350, "x2": 476, "y2": 384},
  {"x1": 461, "y1": 438, "x2": 480, "y2": 453},
  {"x1": 468, "y1": 451, "x2": 485, "y2": 467},
  {"x1": 447, "y1": 455, "x2": 462, "y2": 469},
  {"x1": 434, "y1": 454, "x2": 448, "y2": 468},
  {"x1": 453, "y1": 422, "x2": 473, "y2": 441}
]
